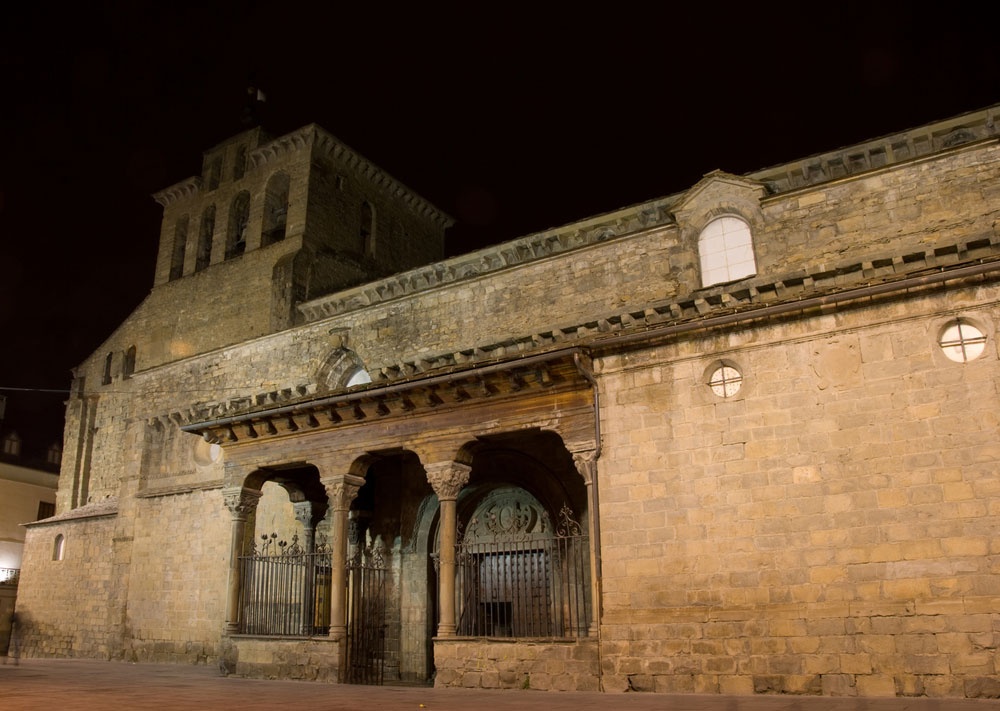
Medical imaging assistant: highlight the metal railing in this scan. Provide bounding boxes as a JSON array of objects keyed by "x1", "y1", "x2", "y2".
[
  {"x1": 456, "y1": 505, "x2": 590, "y2": 638},
  {"x1": 0, "y1": 568, "x2": 19, "y2": 586},
  {"x1": 238, "y1": 535, "x2": 331, "y2": 636}
]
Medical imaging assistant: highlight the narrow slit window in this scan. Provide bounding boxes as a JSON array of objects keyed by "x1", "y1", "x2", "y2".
[
  {"x1": 169, "y1": 215, "x2": 189, "y2": 280},
  {"x1": 197, "y1": 205, "x2": 215, "y2": 271}
]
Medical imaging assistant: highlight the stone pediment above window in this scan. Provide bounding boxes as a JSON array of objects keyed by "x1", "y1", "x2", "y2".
[
  {"x1": 671, "y1": 171, "x2": 767, "y2": 288},
  {"x1": 670, "y1": 170, "x2": 767, "y2": 229}
]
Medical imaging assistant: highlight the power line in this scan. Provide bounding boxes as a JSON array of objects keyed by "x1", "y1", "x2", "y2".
[{"x1": 0, "y1": 387, "x2": 72, "y2": 394}]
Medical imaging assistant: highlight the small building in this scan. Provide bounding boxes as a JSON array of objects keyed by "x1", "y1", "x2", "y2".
[
  {"x1": 0, "y1": 421, "x2": 60, "y2": 655},
  {"x1": 14, "y1": 104, "x2": 1000, "y2": 697}
]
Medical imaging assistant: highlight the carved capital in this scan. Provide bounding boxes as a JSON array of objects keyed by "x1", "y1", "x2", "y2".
[
  {"x1": 425, "y1": 461, "x2": 471, "y2": 501},
  {"x1": 292, "y1": 500, "x2": 326, "y2": 529},
  {"x1": 222, "y1": 487, "x2": 262, "y2": 519},
  {"x1": 569, "y1": 447, "x2": 597, "y2": 485},
  {"x1": 322, "y1": 474, "x2": 366, "y2": 511}
]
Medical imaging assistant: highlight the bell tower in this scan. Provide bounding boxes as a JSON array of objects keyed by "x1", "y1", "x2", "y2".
[{"x1": 149, "y1": 124, "x2": 453, "y2": 363}]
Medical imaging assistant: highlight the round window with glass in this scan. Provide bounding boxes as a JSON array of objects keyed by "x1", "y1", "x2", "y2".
[
  {"x1": 708, "y1": 365, "x2": 743, "y2": 397},
  {"x1": 939, "y1": 320, "x2": 987, "y2": 363}
]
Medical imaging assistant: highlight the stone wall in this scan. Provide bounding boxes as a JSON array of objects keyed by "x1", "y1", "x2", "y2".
[
  {"x1": 18, "y1": 108, "x2": 1000, "y2": 696},
  {"x1": 595, "y1": 284, "x2": 1000, "y2": 697},
  {"x1": 434, "y1": 638, "x2": 600, "y2": 691},
  {"x1": 122, "y1": 488, "x2": 230, "y2": 663},
  {"x1": 229, "y1": 637, "x2": 342, "y2": 681},
  {"x1": 17, "y1": 512, "x2": 118, "y2": 658}
]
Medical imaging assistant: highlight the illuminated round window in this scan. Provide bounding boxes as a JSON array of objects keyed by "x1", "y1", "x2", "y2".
[
  {"x1": 708, "y1": 365, "x2": 743, "y2": 397},
  {"x1": 939, "y1": 320, "x2": 987, "y2": 363},
  {"x1": 194, "y1": 439, "x2": 223, "y2": 466}
]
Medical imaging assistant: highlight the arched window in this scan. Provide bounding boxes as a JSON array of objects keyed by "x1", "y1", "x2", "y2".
[
  {"x1": 206, "y1": 156, "x2": 222, "y2": 190},
  {"x1": 169, "y1": 215, "x2": 189, "y2": 280},
  {"x1": 53, "y1": 534, "x2": 65, "y2": 561},
  {"x1": 102, "y1": 352, "x2": 114, "y2": 385},
  {"x1": 234, "y1": 145, "x2": 248, "y2": 180},
  {"x1": 345, "y1": 367, "x2": 372, "y2": 387},
  {"x1": 227, "y1": 192, "x2": 251, "y2": 259},
  {"x1": 360, "y1": 201, "x2": 375, "y2": 257},
  {"x1": 698, "y1": 216, "x2": 756, "y2": 287},
  {"x1": 196, "y1": 205, "x2": 215, "y2": 271},
  {"x1": 261, "y1": 172, "x2": 290, "y2": 247},
  {"x1": 123, "y1": 345, "x2": 136, "y2": 378}
]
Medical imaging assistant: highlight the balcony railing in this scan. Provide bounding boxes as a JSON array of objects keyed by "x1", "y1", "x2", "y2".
[{"x1": 0, "y1": 568, "x2": 19, "y2": 586}]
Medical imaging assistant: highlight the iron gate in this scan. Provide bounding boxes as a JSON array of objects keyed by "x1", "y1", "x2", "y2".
[
  {"x1": 343, "y1": 544, "x2": 388, "y2": 684},
  {"x1": 238, "y1": 533, "x2": 332, "y2": 636},
  {"x1": 456, "y1": 504, "x2": 590, "y2": 638}
]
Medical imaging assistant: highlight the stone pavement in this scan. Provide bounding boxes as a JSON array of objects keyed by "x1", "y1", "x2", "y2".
[{"x1": 1, "y1": 658, "x2": 998, "y2": 711}]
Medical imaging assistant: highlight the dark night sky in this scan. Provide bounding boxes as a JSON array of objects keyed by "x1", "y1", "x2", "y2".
[{"x1": 0, "y1": 2, "x2": 996, "y2": 452}]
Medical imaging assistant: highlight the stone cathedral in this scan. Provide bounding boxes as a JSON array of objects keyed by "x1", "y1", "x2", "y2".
[{"x1": 13, "y1": 104, "x2": 1000, "y2": 698}]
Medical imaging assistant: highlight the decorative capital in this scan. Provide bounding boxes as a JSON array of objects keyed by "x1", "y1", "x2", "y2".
[
  {"x1": 568, "y1": 445, "x2": 598, "y2": 485},
  {"x1": 222, "y1": 487, "x2": 262, "y2": 519},
  {"x1": 292, "y1": 500, "x2": 327, "y2": 529},
  {"x1": 322, "y1": 474, "x2": 366, "y2": 510},
  {"x1": 425, "y1": 461, "x2": 471, "y2": 500}
]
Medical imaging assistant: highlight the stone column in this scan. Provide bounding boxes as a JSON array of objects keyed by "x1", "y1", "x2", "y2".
[
  {"x1": 570, "y1": 444, "x2": 601, "y2": 638},
  {"x1": 322, "y1": 475, "x2": 366, "y2": 642},
  {"x1": 425, "y1": 461, "x2": 471, "y2": 637},
  {"x1": 292, "y1": 500, "x2": 325, "y2": 554},
  {"x1": 222, "y1": 486, "x2": 262, "y2": 635},
  {"x1": 293, "y1": 500, "x2": 325, "y2": 635}
]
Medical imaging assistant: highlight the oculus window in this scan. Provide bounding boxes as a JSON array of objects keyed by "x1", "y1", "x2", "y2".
[
  {"x1": 708, "y1": 365, "x2": 743, "y2": 398},
  {"x1": 939, "y1": 320, "x2": 987, "y2": 363},
  {"x1": 698, "y1": 216, "x2": 756, "y2": 287}
]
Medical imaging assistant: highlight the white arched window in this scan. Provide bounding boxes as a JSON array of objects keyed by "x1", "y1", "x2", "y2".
[
  {"x1": 698, "y1": 216, "x2": 756, "y2": 287},
  {"x1": 345, "y1": 367, "x2": 372, "y2": 387}
]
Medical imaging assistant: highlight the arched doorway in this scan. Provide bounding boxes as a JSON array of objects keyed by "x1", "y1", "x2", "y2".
[{"x1": 346, "y1": 451, "x2": 436, "y2": 685}]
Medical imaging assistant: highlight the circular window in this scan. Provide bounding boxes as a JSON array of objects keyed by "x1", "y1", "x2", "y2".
[
  {"x1": 708, "y1": 365, "x2": 743, "y2": 397},
  {"x1": 193, "y1": 439, "x2": 223, "y2": 466},
  {"x1": 939, "y1": 320, "x2": 987, "y2": 363}
]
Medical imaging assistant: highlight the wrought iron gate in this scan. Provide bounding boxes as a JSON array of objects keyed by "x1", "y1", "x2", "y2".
[
  {"x1": 343, "y1": 544, "x2": 388, "y2": 685},
  {"x1": 456, "y1": 504, "x2": 590, "y2": 638},
  {"x1": 238, "y1": 533, "x2": 332, "y2": 636}
]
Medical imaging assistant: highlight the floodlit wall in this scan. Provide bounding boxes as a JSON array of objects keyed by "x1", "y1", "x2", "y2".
[{"x1": 16, "y1": 106, "x2": 1000, "y2": 697}]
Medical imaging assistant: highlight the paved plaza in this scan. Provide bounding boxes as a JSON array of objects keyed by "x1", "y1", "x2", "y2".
[{"x1": 1, "y1": 658, "x2": 997, "y2": 711}]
